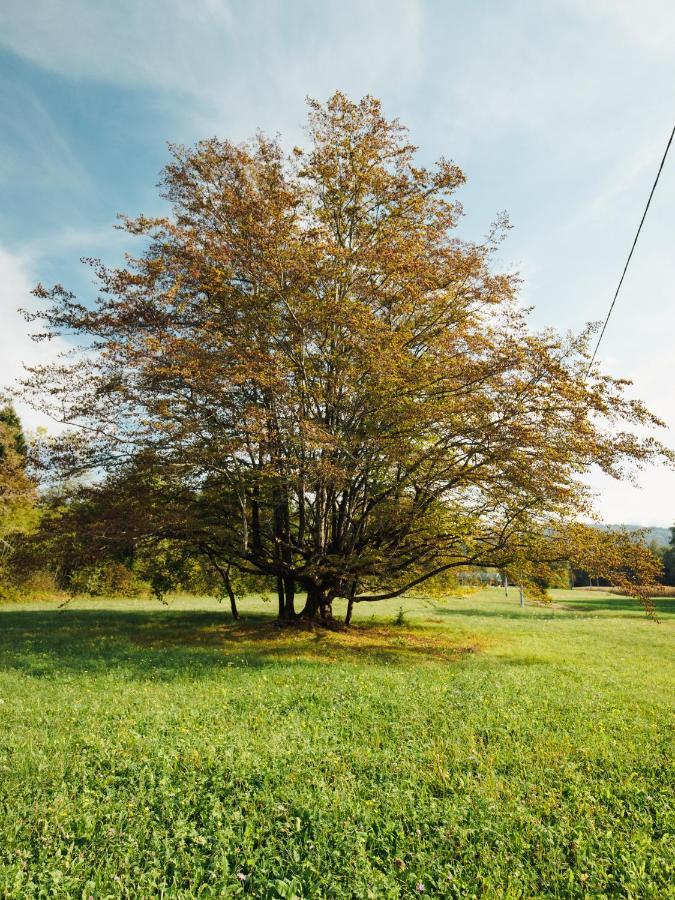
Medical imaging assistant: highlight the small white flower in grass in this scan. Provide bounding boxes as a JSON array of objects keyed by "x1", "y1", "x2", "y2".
[
  {"x1": 237, "y1": 872, "x2": 246, "y2": 881},
  {"x1": 416, "y1": 882, "x2": 425, "y2": 893}
]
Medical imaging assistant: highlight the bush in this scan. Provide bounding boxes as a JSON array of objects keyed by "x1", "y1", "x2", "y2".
[{"x1": 67, "y1": 562, "x2": 145, "y2": 598}]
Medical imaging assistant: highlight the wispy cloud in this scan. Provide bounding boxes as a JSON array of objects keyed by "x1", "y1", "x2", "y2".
[
  {"x1": 0, "y1": 80, "x2": 88, "y2": 189},
  {"x1": 0, "y1": 0, "x2": 234, "y2": 92},
  {"x1": 0, "y1": 0, "x2": 423, "y2": 141}
]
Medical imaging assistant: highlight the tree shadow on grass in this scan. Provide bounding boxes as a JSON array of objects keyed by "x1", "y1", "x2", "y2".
[
  {"x1": 559, "y1": 595, "x2": 674, "y2": 619},
  {"x1": 429, "y1": 595, "x2": 674, "y2": 621},
  {"x1": 429, "y1": 605, "x2": 550, "y2": 620},
  {"x1": 0, "y1": 608, "x2": 480, "y2": 682}
]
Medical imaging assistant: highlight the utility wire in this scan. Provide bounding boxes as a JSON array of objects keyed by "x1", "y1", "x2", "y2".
[{"x1": 587, "y1": 121, "x2": 675, "y2": 373}]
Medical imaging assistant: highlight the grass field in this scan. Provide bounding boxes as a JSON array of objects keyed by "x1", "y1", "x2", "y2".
[{"x1": 0, "y1": 588, "x2": 672, "y2": 898}]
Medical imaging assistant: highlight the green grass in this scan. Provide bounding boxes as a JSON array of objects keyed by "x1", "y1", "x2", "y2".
[{"x1": 0, "y1": 588, "x2": 673, "y2": 898}]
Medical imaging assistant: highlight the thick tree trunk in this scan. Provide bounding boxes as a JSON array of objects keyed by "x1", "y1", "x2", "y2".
[
  {"x1": 300, "y1": 585, "x2": 339, "y2": 623},
  {"x1": 276, "y1": 575, "x2": 298, "y2": 621},
  {"x1": 300, "y1": 585, "x2": 321, "y2": 620},
  {"x1": 319, "y1": 600, "x2": 333, "y2": 622}
]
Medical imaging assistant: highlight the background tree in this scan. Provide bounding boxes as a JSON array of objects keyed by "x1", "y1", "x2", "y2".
[
  {"x1": 20, "y1": 93, "x2": 670, "y2": 621},
  {"x1": 12, "y1": 456, "x2": 255, "y2": 615},
  {"x1": 662, "y1": 527, "x2": 675, "y2": 586},
  {"x1": 0, "y1": 402, "x2": 37, "y2": 594}
]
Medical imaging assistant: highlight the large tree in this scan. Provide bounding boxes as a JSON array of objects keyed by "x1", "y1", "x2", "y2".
[{"x1": 21, "y1": 93, "x2": 670, "y2": 619}]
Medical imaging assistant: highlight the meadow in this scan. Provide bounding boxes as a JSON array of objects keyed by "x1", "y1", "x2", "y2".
[{"x1": 0, "y1": 588, "x2": 672, "y2": 898}]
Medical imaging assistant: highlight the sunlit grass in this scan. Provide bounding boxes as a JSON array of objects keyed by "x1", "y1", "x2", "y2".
[{"x1": 0, "y1": 588, "x2": 673, "y2": 897}]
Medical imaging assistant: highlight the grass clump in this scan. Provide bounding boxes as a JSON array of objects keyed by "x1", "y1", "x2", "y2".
[{"x1": 393, "y1": 606, "x2": 407, "y2": 627}]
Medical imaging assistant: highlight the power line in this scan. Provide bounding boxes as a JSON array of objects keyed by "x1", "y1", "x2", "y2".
[{"x1": 587, "y1": 121, "x2": 675, "y2": 373}]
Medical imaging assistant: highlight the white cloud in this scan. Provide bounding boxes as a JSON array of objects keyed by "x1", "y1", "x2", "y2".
[
  {"x1": 588, "y1": 467, "x2": 675, "y2": 528},
  {"x1": 584, "y1": 238, "x2": 675, "y2": 525},
  {"x1": 0, "y1": 0, "x2": 423, "y2": 143},
  {"x1": 0, "y1": 0, "x2": 234, "y2": 92},
  {"x1": 0, "y1": 246, "x2": 70, "y2": 432},
  {"x1": 578, "y1": 0, "x2": 675, "y2": 52}
]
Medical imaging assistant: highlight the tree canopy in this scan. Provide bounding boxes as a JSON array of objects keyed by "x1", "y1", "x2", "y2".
[{"x1": 21, "y1": 92, "x2": 670, "y2": 619}]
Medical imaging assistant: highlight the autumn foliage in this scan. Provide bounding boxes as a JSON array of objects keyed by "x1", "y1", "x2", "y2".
[{"x1": 21, "y1": 93, "x2": 669, "y2": 619}]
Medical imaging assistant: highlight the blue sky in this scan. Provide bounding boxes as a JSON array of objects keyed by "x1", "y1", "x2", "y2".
[{"x1": 1, "y1": 0, "x2": 674, "y2": 524}]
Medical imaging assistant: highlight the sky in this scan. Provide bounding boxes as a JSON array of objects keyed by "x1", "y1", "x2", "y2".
[{"x1": 1, "y1": 0, "x2": 674, "y2": 525}]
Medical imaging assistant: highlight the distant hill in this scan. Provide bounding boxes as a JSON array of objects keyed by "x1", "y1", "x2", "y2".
[{"x1": 600, "y1": 524, "x2": 672, "y2": 547}]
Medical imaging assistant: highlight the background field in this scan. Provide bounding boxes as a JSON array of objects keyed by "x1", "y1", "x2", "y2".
[{"x1": 0, "y1": 588, "x2": 673, "y2": 898}]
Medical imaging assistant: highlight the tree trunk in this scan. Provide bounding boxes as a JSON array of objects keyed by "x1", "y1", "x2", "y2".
[
  {"x1": 345, "y1": 581, "x2": 357, "y2": 625},
  {"x1": 276, "y1": 576, "x2": 298, "y2": 621},
  {"x1": 283, "y1": 576, "x2": 296, "y2": 618},
  {"x1": 300, "y1": 585, "x2": 322, "y2": 621},
  {"x1": 319, "y1": 600, "x2": 333, "y2": 622},
  {"x1": 222, "y1": 565, "x2": 239, "y2": 620},
  {"x1": 276, "y1": 574, "x2": 286, "y2": 620},
  {"x1": 201, "y1": 545, "x2": 239, "y2": 620}
]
